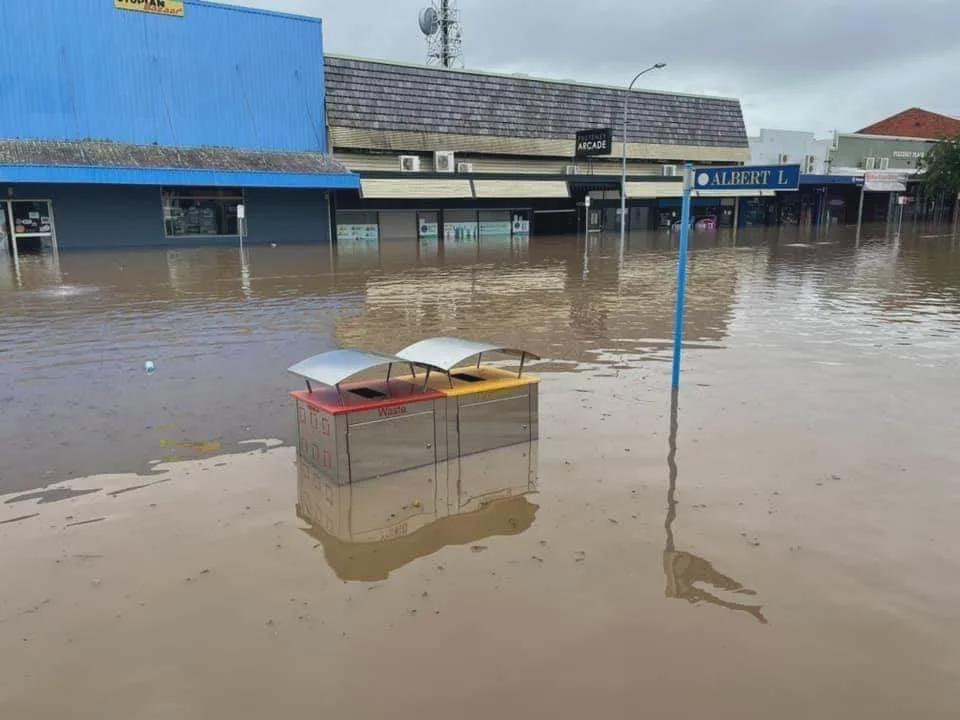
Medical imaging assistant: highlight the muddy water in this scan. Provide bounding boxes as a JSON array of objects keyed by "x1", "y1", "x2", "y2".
[{"x1": 2, "y1": 223, "x2": 960, "y2": 718}]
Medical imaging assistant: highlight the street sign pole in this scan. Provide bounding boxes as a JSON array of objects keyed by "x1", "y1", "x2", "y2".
[
  {"x1": 671, "y1": 163, "x2": 693, "y2": 389},
  {"x1": 855, "y1": 182, "x2": 866, "y2": 246}
]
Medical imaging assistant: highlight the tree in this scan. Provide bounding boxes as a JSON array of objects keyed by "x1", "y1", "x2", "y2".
[{"x1": 919, "y1": 136, "x2": 960, "y2": 197}]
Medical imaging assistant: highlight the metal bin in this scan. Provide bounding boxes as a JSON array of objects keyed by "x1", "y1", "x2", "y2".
[
  {"x1": 395, "y1": 337, "x2": 540, "y2": 458},
  {"x1": 289, "y1": 350, "x2": 446, "y2": 485}
]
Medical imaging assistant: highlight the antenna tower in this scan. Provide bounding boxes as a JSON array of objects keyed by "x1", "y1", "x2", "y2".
[{"x1": 418, "y1": 1, "x2": 463, "y2": 68}]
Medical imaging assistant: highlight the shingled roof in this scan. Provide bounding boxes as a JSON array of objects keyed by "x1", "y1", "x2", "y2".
[
  {"x1": 0, "y1": 139, "x2": 350, "y2": 174},
  {"x1": 324, "y1": 56, "x2": 748, "y2": 149}
]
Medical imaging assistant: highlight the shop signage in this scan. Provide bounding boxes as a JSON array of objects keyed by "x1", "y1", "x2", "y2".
[
  {"x1": 115, "y1": 0, "x2": 185, "y2": 18},
  {"x1": 693, "y1": 164, "x2": 800, "y2": 191},
  {"x1": 864, "y1": 172, "x2": 907, "y2": 192},
  {"x1": 575, "y1": 128, "x2": 613, "y2": 157}
]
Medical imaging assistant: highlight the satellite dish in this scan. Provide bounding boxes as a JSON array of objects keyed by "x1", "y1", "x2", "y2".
[{"x1": 418, "y1": 7, "x2": 439, "y2": 36}]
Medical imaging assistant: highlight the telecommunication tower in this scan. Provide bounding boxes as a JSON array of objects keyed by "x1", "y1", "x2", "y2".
[{"x1": 418, "y1": 1, "x2": 463, "y2": 68}]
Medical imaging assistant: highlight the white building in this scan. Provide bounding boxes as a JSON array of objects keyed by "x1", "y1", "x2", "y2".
[{"x1": 748, "y1": 129, "x2": 832, "y2": 175}]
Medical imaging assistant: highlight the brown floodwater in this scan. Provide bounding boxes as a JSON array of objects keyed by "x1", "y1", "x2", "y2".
[{"x1": 2, "y1": 222, "x2": 960, "y2": 718}]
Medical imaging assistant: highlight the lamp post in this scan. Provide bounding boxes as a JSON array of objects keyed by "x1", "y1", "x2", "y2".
[{"x1": 620, "y1": 63, "x2": 666, "y2": 246}]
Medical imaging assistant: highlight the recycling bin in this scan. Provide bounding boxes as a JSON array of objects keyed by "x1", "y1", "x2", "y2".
[
  {"x1": 289, "y1": 349, "x2": 446, "y2": 485},
  {"x1": 395, "y1": 337, "x2": 540, "y2": 458}
]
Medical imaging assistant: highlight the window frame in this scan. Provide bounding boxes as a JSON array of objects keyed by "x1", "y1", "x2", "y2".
[{"x1": 160, "y1": 187, "x2": 245, "y2": 239}]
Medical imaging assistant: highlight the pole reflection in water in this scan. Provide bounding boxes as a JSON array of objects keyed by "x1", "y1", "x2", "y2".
[
  {"x1": 297, "y1": 441, "x2": 539, "y2": 582},
  {"x1": 663, "y1": 390, "x2": 768, "y2": 624}
]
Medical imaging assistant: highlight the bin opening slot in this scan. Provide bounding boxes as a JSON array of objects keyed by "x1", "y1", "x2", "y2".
[
  {"x1": 350, "y1": 387, "x2": 387, "y2": 400},
  {"x1": 451, "y1": 372, "x2": 485, "y2": 383}
]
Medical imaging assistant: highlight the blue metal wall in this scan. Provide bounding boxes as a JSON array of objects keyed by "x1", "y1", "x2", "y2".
[
  {"x1": 0, "y1": 0, "x2": 329, "y2": 153},
  {"x1": 7, "y1": 185, "x2": 330, "y2": 248}
]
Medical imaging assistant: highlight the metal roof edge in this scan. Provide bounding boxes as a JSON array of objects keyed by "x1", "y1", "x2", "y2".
[
  {"x1": 186, "y1": 0, "x2": 322, "y2": 25},
  {"x1": 324, "y1": 54, "x2": 743, "y2": 104}
]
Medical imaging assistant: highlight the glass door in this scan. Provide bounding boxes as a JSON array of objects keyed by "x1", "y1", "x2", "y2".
[
  {"x1": 9, "y1": 200, "x2": 57, "y2": 254},
  {"x1": 0, "y1": 202, "x2": 9, "y2": 254}
]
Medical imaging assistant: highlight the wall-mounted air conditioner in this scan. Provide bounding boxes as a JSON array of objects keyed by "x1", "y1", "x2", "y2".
[
  {"x1": 434, "y1": 151, "x2": 455, "y2": 173},
  {"x1": 662, "y1": 165, "x2": 678, "y2": 177},
  {"x1": 400, "y1": 155, "x2": 421, "y2": 172},
  {"x1": 457, "y1": 162, "x2": 474, "y2": 173}
]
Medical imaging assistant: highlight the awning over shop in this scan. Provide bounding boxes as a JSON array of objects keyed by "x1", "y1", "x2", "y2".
[
  {"x1": 361, "y1": 178, "x2": 473, "y2": 199},
  {"x1": 625, "y1": 181, "x2": 683, "y2": 198},
  {"x1": 0, "y1": 139, "x2": 359, "y2": 189},
  {"x1": 473, "y1": 179, "x2": 570, "y2": 199},
  {"x1": 692, "y1": 189, "x2": 776, "y2": 198}
]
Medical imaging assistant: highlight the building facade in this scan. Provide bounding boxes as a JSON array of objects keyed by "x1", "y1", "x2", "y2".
[
  {"x1": 324, "y1": 55, "x2": 751, "y2": 243},
  {"x1": 748, "y1": 129, "x2": 831, "y2": 175},
  {"x1": 0, "y1": 0, "x2": 356, "y2": 255}
]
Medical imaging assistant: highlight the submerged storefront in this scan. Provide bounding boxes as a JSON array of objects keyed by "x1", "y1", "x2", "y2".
[{"x1": 0, "y1": 1, "x2": 356, "y2": 254}]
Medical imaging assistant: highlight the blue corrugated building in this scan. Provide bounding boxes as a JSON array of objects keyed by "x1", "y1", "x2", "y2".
[{"x1": 0, "y1": 0, "x2": 357, "y2": 252}]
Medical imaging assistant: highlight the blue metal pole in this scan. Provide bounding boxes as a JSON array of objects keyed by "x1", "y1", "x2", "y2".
[{"x1": 671, "y1": 164, "x2": 693, "y2": 389}]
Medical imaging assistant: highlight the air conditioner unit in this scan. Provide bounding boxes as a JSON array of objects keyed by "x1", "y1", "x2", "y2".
[
  {"x1": 662, "y1": 165, "x2": 678, "y2": 177},
  {"x1": 399, "y1": 155, "x2": 421, "y2": 172},
  {"x1": 564, "y1": 164, "x2": 578, "y2": 175},
  {"x1": 434, "y1": 151, "x2": 455, "y2": 173},
  {"x1": 457, "y1": 162, "x2": 474, "y2": 173}
]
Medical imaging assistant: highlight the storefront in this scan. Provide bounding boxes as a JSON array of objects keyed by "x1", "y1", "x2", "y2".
[
  {"x1": 1, "y1": 199, "x2": 57, "y2": 257},
  {"x1": 0, "y1": 1, "x2": 357, "y2": 251}
]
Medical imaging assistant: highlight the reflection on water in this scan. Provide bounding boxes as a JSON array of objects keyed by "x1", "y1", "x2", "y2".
[
  {"x1": 297, "y1": 442, "x2": 538, "y2": 581},
  {"x1": 1, "y1": 222, "x2": 959, "y2": 490},
  {"x1": 664, "y1": 391, "x2": 767, "y2": 624}
]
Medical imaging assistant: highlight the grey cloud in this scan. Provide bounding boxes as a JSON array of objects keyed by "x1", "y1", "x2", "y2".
[{"x1": 231, "y1": 0, "x2": 960, "y2": 134}]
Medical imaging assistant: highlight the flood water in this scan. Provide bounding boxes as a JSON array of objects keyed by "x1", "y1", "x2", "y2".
[{"x1": 2, "y1": 223, "x2": 960, "y2": 718}]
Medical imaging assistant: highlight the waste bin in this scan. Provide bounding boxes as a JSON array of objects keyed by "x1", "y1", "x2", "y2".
[
  {"x1": 395, "y1": 337, "x2": 540, "y2": 458},
  {"x1": 289, "y1": 349, "x2": 446, "y2": 485},
  {"x1": 297, "y1": 440, "x2": 539, "y2": 582}
]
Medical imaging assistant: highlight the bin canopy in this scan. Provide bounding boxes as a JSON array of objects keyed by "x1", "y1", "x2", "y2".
[
  {"x1": 396, "y1": 337, "x2": 540, "y2": 373},
  {"x1": 289, "y1": 349, "x2": 410, "y2": 388}
]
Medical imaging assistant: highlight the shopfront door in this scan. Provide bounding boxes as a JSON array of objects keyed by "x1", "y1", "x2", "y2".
[
  {"x1": 0, "y1": 203, "x2": 9, "y2": 254},
  {"x1": 7, "y1": 200, "x2": 57, "y2": 257}
]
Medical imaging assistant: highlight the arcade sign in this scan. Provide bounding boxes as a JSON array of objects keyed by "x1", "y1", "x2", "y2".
[{"x1": 575, "y1": 128, "x2": 613, "y2": 158}]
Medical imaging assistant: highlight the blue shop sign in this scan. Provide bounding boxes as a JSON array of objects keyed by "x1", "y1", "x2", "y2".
[{"x1": 692, "y1": 164, "x2": 800, "y2": 191}]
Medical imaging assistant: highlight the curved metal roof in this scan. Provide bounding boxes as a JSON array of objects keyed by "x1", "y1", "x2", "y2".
[
  {"x1": 288, "y1": 350, "x2": 405, "y2": 388},
  {"x1": 396, "y1": 337, "x2": 540, "y2": 373}
]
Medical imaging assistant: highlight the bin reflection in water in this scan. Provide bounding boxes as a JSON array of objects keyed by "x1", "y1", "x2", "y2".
[
  {"x1": 289, "y1": 350, "x2": 445, "y2": 486},
  {"x1": 396, "y1": 337, "x2": 540, "y2": 459},
  {"x1": 297, "y1": 441, "x2": 539, "y2": 582}
]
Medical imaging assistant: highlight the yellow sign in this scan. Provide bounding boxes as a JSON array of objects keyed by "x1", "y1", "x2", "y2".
[{"x1": 115, "y1": 0, "x2": 185, "y2": 17}]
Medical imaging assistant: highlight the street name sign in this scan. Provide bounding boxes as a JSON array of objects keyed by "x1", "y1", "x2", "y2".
[{"x1": 693, "y1": 164, "x2": 801, "y2": 192}]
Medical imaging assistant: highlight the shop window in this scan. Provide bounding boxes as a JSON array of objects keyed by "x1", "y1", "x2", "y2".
[
  {"x1": 163, "y1": 187, "x2": 242, "y2": 237},
  {"x1": 336, "y1": 211, "x2": 379, "y2": 246},
  {"x1": 444, "y1": 210, "x2": 478, "y2": 243},
  {"x1": 864, "y1": 157, "x2": 876, "y2": 170},
  {"x1": 479, "y1": 210, "x2": 511, "y2": 239},
  {"x1": 879, "y1": 157, "x2": 890, "y2": 170}
]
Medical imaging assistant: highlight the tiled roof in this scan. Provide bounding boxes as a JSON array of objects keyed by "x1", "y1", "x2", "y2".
[
  {"x1": 858, "y1": 108, "x2": 960, "y2": 140},
  {"x1": 324, "y1": 56, "x2": 748, "y2": 149},
  {"x1": 0, "y1": 139, "x2": 351, "y2": 174}
]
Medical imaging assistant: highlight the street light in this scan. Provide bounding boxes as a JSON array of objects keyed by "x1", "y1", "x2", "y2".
[{"x1": 620, "y1": 63, "x2": 667, "y2": 245}]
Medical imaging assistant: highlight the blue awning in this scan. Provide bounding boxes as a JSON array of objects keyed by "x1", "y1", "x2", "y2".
[{"x1": 799, "y1": 174, "x2": 863, "y2": 186}]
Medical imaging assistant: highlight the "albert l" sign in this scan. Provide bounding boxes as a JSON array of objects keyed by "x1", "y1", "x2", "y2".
[{"x1": 692, "y1": 164, "x2": 801, "y2": 191}]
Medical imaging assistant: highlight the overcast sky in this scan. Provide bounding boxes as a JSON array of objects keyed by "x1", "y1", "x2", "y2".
[{"x1": 230, "y1": 0, "x2": 959, "y2": 137}]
